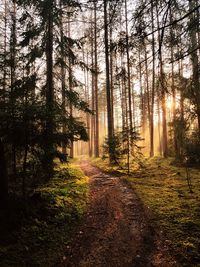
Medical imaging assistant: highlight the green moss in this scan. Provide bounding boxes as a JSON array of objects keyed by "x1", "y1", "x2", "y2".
[
  {"x1": 127, "y1": 158, "x2": 200, "y2": 266},
  {"x1": 0, "y1": 162, "x2": 89, "y2": 267}
]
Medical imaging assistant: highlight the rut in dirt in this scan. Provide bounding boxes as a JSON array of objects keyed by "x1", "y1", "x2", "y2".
[{"x1": 58, "y1": 160, "x2": 176, "y2": 267}]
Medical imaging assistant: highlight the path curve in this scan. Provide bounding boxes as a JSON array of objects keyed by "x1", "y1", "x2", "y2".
[{"x1": 58, "y1": 160, "x2": 177, "y2": 267}]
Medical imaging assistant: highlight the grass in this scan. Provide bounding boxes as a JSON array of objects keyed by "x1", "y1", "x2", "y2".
[
  {"x1": 92, "y1": 156, "x2": 200, "y2": 267},
  {"x1": 0, "y1": 162, "x2": 89, "y2": 267}
]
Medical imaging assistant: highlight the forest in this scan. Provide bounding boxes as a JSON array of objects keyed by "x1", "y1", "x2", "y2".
[{"x1": 0, "y1": 0, "x2": 200, "y2": 266}]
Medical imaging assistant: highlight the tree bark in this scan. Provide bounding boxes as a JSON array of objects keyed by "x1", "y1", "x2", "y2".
[
  {"x1": 60, "y1": 0, "x2": 67, "y2": 156},
  {"x1": 45, "y1": 0, "x2": 54, "y2": 177},
  {"x1": 0, "y1": 139, "x2": 8, "y2": 206},
  {"x1": 188, "y1": 0, "x2": 200, "y2": 135},
  {"x1": 170, "y1": 7, "x2": 178, "y2": 155},
  {"x1": 109, "y1": 2, "x2": 115, "y2": 134},
  {"x1": 125, "y1": 0, "x2": 133, "y2": 138},
  {"x1": 150, "y1": 0, "x2": 155, "y2": 157},
  {"x1": 10, "y1": 0, "x2": 17, "y2": 180},
  {"x1": 94, "y1": 2, "x2": 99, "y2": 157},
  {"x1": 3, "y1": 0, "x2": 7, "y2": 96},
  {"x1": 104, "y1": 0, "x2": 114, "y2": 163},
  {"x1": 67, "y1": 12, "x2": 74, "y2": 158}
]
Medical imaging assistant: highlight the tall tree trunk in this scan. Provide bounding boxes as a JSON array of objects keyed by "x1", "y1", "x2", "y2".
[
  {"x1": 3, "y1": 0, "x2": 7, "y2": 96},
  {"x1": 138, "y1": 50, "x2": 145, "y2": 135},
  {"x1": 160, "y1": 68, "x2": 168, "y2": 157},
  {"x1": 0, "y1": 139, "x2": 8, "y2": 206},
  {"x1": 94, "y1": 2, "x2": 99, "y2": 157},
  {"x1": 150, "y1": 0, "x2": 155, "y2": 157},
  {"x1": 83, "y1": 47, "x2": 91, "y2": 156},
  {"x1": 157, "y1": 91, "x2": 162, "y2": 155},
  {"x1": 119, "y1": 53, "x2": 127, "y2": 134},
  {"x1": 196, "y1": 0, "x2": 200, "y2": 55},
  {"x1": 144, "y1": 44, "x2": 151, "y2": 150},
  {"x1": 170, "y1": 7, "x2": 178, "y2": 155},
  {"x1": 91, "y1": 26, "x2": 95, "y2": 157},
  {"x1": 177, "y1": 45, "x2": 185, "y2": 159},
  {"x1": 60, "y1": 1, "x2": 67, "y2": 156},
  {"x1": 10, "y1": 0, "x2": 17, "y2": 180},
  {"x1": 104, "y1": 0, "x2": 114, "y2": 163},
  {"x1": 45, "y1": 0, "x2": 54, "y2": 177},
  {"x1": 188, "y1": 0, "x2": 200, "y2": 135},
  {"x1": 22, "y1": 142, "x2": 28, "y2": 197},
  {"x1": 67, "y1": 13, "x2": 74, "y2": 158},
  {"x1": 109, "y1": 3, "x2": 115, "y2": 134},
  {"x1": 125, "y1": 0, "x2": 133, "y2": 138},
  {"x1": 86, "y1": 50, "x2": 92, "y2": 157}
]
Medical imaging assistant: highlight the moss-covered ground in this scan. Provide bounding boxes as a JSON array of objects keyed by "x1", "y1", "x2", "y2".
[
  {"x1": 0, "y1": 162, "x2": 89, "y2": 267},
  {"x1": 92, "y1": 157, "x2": 200, "y2": 267}
]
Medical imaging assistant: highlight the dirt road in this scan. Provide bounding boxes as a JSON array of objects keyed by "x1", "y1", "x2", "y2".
[{"x1": 59, "y1": 160, "x2": 177, "y2": 267}]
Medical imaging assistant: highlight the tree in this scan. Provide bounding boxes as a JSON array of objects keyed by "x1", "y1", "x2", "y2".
[
  {"x1": 0, "y1": 139, "x2": 8, "y2": 206},
  {"x1": 94, "y1": 1, "x2": 99, "y2": 158},
  {"x1": 44, "y1": 0, "x2": 55, "y2": 176},
  {"x1": 188, "y1": 0, "x2": 200, "y2": 135},
  {"x1": 104, "y1": 0, "x2": 115, "y2": 163},
  {"x1": 149, "y1": 0, "x2": 155, "y2": 157}
]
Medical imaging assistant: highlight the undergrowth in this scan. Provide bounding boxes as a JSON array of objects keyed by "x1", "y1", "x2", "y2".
[{"x1": 0, "y1": 162, "x2": 89, "y2": 267}]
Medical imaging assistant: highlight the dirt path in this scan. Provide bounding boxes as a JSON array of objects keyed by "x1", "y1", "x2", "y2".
[{"x1": 59, "y1": 160, "x2": 177, "y2": 267}]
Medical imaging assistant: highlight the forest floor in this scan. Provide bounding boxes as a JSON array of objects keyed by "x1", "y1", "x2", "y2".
[
  {"x1": 1, "y1": 158, "x2": 199, "y2": 266},
  {"x1": 58, "y1": 160, "x2": 177, "y2": 267}
]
